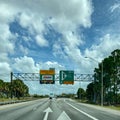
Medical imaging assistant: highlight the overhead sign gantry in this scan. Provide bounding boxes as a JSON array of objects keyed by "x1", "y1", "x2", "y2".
[{"x1": 10, "y1": 71, "x2": 94, "y2": 99}]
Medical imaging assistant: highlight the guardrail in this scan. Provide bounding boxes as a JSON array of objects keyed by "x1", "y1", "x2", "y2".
[{"x1": 0, "y1": 100, "x2": 27, "y2": 105}]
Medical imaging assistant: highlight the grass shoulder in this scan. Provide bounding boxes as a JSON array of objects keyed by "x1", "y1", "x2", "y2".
[{"x1": 73, "y1": 98, "x2": 120, "y2": 111}]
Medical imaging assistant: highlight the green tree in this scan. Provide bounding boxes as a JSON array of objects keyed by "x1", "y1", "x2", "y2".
[
  {"x1": 93, "y1": 49, "x2": 120, "y2": 105},
  {"x1": 111, "y1": 49, "x2": 120, "y2": 104},
  {"x1": 3, "y1": 82, "x2": 10, "y2": 98},
  {"x1": 77, "y1": 88, "x2": 86, "y2": 100},
  {"x1": 12, "y1": 79, "x2": 29, "y2": 99},
  {"x1": 0, "y1": 79, "x2": 4, "y2": 97},
  {"x1": 86, "y1": 82, "x2": 94, "y2": 102},
  {"x1": 0, "y1": 80, "x2": 11, "y2": 98},
  {"x1": 86, "y1": 81, "x2": 101, "y2": 104}
]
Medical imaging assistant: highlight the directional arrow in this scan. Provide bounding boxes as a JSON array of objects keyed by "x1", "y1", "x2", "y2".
[
  {"x1": 43, "y1": 107, "x2": 53, "y2": 120},
  {"x1": 62, "y1": 71, "x2": 67, "y2": 81},
  {"x1": 57, "y1": 111, "x2": 71, "y2": 120}
]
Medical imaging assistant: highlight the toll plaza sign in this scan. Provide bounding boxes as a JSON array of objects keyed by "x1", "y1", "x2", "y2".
[
  {"x1": 59, "y1": 70, "x2": 74, "y2": 84},
  {"x1": 40, "y1": 70, "x2": 55, "y2": 84}
]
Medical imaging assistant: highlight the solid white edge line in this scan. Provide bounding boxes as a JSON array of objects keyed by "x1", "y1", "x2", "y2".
[{"x1": 66, "y1": 102, "x2": 99, "y2": 120}]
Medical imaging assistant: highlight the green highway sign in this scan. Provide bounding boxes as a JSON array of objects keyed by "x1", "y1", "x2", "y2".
[{"x1": 59, "y1": 70, "x2": 74, "y2": 84}]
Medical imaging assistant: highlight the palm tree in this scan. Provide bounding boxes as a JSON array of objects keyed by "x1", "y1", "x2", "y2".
[{"x1": 12, "y1": 79, "x2": 29, "y2": 99}]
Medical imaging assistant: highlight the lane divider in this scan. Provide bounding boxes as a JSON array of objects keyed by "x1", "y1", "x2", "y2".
[{"x1": 66, "y1": 102, "x2": 99, "y2": 120}]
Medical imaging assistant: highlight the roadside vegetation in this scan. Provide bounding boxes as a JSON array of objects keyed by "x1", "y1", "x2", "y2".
[
  {"x1": 0, "y1": 79, "x2": 49, "y2": 102},
  {"x1": 77, "y1": 49, "x2": 120, "y2": 107},
  {"x1": 0, "y1": 79, "x2": 29, "y2": 100}
]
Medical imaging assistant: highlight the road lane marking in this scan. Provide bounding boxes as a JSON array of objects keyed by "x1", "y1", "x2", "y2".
[
  {"x1": 43, "y1": 107, "x2": 53, "y2": 120},
  {"x1": 57, "y1": 111, "x2": 71, "y2": 120},
  {"x1": 66, "y1": 102, "x2": 99, "y2": 120},
  {"x1": 32, "y1": 107, "x2": 37, "y2": 111}
]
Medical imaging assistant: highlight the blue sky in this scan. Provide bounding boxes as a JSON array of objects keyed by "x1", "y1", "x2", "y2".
[{"x1": 0, "y1": 0, "x2": 120, "y2": 95}]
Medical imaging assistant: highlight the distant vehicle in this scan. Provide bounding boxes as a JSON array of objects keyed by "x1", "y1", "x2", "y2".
[
  {"x1": 49, "y1": 93, "x2": 55, "y2": 99},
  {"x1": 49, "y1": 97, "x2": 52, "y2": 99}
]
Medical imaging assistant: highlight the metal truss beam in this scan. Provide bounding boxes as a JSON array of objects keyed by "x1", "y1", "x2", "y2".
[
  {"x1": 12, "y1": 73, "x2": 94, "y2": 82},
  {"x1": 13, "y1": 73, "x2": 39, "y2": 81}
]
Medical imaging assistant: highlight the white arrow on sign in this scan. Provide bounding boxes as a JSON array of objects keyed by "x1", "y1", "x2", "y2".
[
  {"x1": 57, "y1": 111, "x2": 71, "y2": 120},
  {"x1": 43, "y1": 107, "x2": 53, "y2": 120},
  {"x1": 62, "y1": 71, "x2": 67, "y2": 81}
]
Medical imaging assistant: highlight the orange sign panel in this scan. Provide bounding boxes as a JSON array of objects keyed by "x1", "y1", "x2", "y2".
[
  {"x1": 63, "y1": 81, "x2": 74, "y2": 84},
  {"x1": 40, "y1": 70, "x2": 55, "y2": 75}
]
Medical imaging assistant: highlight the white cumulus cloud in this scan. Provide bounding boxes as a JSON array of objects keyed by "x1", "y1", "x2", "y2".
[
  {"x1": 84, "y1": 34, "x2": 120, "y2": 62},
  {"x1": 35, "y1": 35, "x2": 49, "y2": 47},
  {"x1": 110, "y1": 3, "x2": 120, "y2": 13},
  {"x1": 13, "y1": 56, "x2": 38, "y2": 73}
]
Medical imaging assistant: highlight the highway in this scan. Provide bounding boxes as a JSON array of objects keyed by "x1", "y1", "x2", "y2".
[{"x1": 0, "y1": 98, "x2": 120, "y2": 120}]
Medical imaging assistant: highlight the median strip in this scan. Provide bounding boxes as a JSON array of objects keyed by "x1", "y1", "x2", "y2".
[{"x1": 66, "y1": 102, "x2": 99, "y2": 120}]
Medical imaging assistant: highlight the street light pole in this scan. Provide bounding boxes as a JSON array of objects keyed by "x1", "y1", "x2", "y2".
[
  {"x1": 85, "y1": 57, "x2": 103, "y2": 106},
  {"x1": 10, "y1": 72, "x2": 13, "y2": 99}
]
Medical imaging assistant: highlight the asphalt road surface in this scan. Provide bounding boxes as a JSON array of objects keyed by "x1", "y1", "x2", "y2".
[{"x1": 0, "y1": 98, "x2": 120, "y2": 120}]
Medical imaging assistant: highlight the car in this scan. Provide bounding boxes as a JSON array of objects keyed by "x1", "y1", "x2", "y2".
[{"x1": 49, "y1": 97, "x2": 52, "y2": 99}]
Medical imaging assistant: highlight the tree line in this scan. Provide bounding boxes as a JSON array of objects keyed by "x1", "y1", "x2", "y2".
[
  {"x1": 77, "y1": 49, "x2": 120, "y2": 105},
  {"x1": 0, "y1": 79, "x2": 29, "y2": 99}
]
